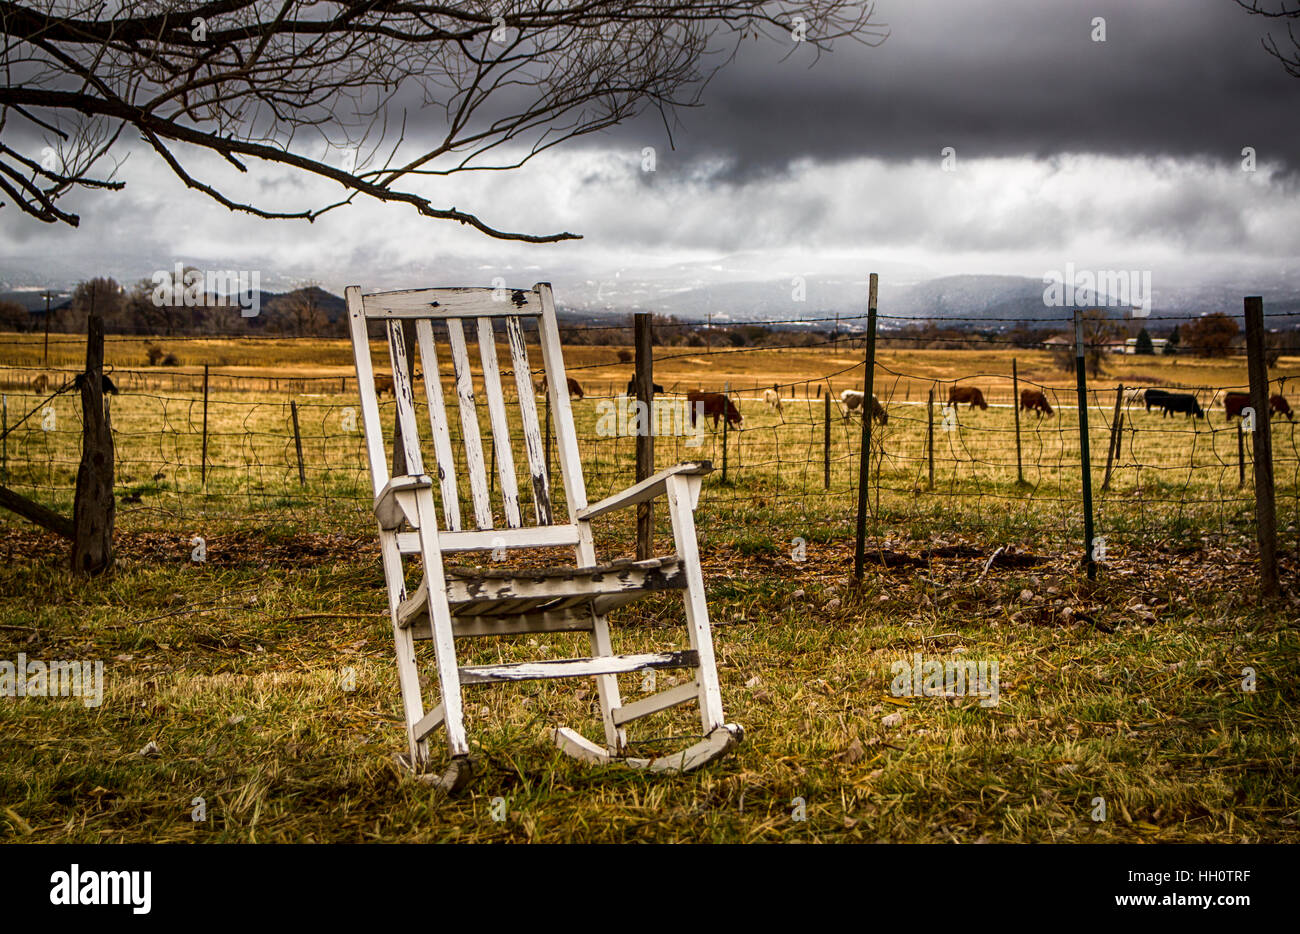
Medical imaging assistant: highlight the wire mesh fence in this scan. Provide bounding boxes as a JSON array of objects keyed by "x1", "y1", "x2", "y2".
[{"x1": 3, "y1": 317, "x2": 1298, "y2": 569}]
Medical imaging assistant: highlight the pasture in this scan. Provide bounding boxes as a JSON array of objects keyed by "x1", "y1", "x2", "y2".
[{"x1": 1, "y1": 333, "x2": 1297, "y2": 842}]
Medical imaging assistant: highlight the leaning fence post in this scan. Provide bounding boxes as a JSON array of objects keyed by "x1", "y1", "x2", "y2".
[
  {"x1": 1012, "y1": 359, "x2": 1023, "y2": 485},
  {"x1": 634, "y1": 312, "x2": 654, "y2": 560},
  {"x1": 201, "y1": 363, "x2": 210, "y2": 487},
  {"x1": 1074, "y1": 310, "x2": 1097, "y2": 581},
  {"x1": 290, "y1": 400, "x2": 306, "y2": 487},
  {"x1": 1244, "y1": 296, "x2": 1279, "y2": 597},
  {"x1": 544, "y1": 391, "x2": 553, "y2": 484},
  {"x1": 927, "y1": 387, "x2": 935, "y2": 490},
  {"x1": 853, "y1": 272, "x2": 879, "y2": 580},
  {"x1": 1, "y1": 393, "x2": 6, "y2": 484},
  {"x1": 823, "y1": 392, "x2": 831, "y2": 490},
  {"x1": 1102, "y1": 384, "x2": 1124, "y2": 491}
]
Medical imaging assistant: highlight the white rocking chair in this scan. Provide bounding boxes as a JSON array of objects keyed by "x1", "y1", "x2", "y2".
[{"x1": 346, "y1": 282, "x2": 742, "y2": 790}]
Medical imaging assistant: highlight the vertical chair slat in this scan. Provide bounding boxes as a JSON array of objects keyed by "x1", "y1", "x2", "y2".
[
  {"x1": 505, "y1": 315, "x2": 553, "y2": 525},
  {"x1": 387, "y1": 320, "x2": 425, "y2": 478},
  {"x1": 476, "y1": 317, "x2": 523, "y2": 528},
  {"x1": 446, "y1": 317, "x2": 494, "y2": 529},
  {"x1": 345, "y1": 287, "x2": 389, "y2": 498},
  {"x1": 415, "y1": 319, "x2": 462, "y2": 532}
]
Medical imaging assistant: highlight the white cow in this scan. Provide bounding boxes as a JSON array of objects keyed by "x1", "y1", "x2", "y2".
[
  {"x1": 763, "y1": 387, "x2": 782, "y2": 413},
  {"x1": 840, "y1": 389, "x2": 887, "y2": 424}
]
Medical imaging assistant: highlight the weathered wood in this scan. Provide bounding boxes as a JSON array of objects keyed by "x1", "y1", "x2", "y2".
[
  {"x1": 387, "y1": 321, "x2": 425, "y2": 480},
  {"x1": 853, "y1": 273, "x2": 879, "y2": 580},
  {"x1": 1102, "y1": 384, "x2": 1123, "y2": 491},
  {"x1": 446, "y1": 317, "x2": 493, "y2": 529},
  {"x1": 927, "y1": 387, "x2": 935, "y2": 490},
  {"x1": 1244, "y1": 296, "x2": 1279, "y2": 597},
  {"x1": 345, "y1": 287, "x2": 391, "y2": 498},
  {"x1": 476, "y1": 317, "x2": 522, "y2": 526},
  {"x1": 459, "y1": 650, "x2": 698, "y2": 685},
  {"x1": 553, "y1": 723, "x2": 741, "y2": 773},
  {"x1": 72, "y1": 313, "x2": 114, "y2": 576},
  {"x1": 1012, "y1": 359, "x2": 1022, "y2": 485},
  {"x1": 505, "y1": 315, "x2": 552, "y2": 524},
  {"x1": 578, "y1": 461, "x2": 712, "y2": 520},
  {"x1": 0, "y1": 484, "x2": 73, "y2": 538},
  {"x1": 201, "y1": 364, "x2": 209, "y2": 486},
  {"x1": 290, "y1": 399, "x2": 306, "y2": 487},
  {"x1": 414, "y1": 319, "x2": 461, "y2": 530},
  {"x1": 823, "y1": 392, "x2": 831, "y2": 489},
  {"x1": 398, "y1": 524, "x2": 580, "y2": 554},
  {"x1": 374, "y1": 474, "x2": 433, "y2": 529},
  {"x1": 1074, "y1": 310, "x2": 1097, "y2": 582},
  {"x1": 635, "y1": 312, "x2": 654, "y2": 560},
  {"x1": 1238, "y1": 422, "x2": 1247, "y2": 489},
  {"x1": 612, "y1": 682, "x2": 698, "y2": 727},
  {"x1": 362, "y1": 286, "x2": 542, "y2": 319},
  {"x1": 348, "y1": 279, "x2": 739, "y2": 778}
]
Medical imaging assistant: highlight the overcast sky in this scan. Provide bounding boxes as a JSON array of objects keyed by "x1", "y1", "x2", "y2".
[{"x1": 3, "y1": 0, "x2": 1299, "y2": 307}]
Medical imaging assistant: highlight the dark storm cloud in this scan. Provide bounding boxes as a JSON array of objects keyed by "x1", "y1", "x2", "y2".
[{"x1": 583, "y1": 0, "x2": 1300, "y2": 180}]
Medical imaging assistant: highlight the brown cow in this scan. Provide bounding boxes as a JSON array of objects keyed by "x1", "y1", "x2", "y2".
[
  {"x1": 687, "y1": 391, "x2": 742, "y2": 429},
  {"x1": 949, "y1": 386, "x2": 988, "y2": 410},
  {"x1": 540, "y1": 375, "x2": 585, "y2": 399},
  {"x1": 1019, "y1": 388, "x2": 1054, "y2": 417},
  {"x1": 1224, "y1": 392, "x2": 1294, "y2": 421}
]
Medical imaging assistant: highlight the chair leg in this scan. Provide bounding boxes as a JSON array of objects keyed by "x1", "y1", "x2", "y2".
[
  {"x1": 414, "y1": 498, "x2": 470, "y2": 761},
  {"x1": 380, "y1": 536, "x2": 429, "y2": 768},
  {"x1": 664, "y1": 474, "x2": 726, "y2": 734},
  {"x1": 588, "y1": 614, "x2": 627, "y2": 754}
]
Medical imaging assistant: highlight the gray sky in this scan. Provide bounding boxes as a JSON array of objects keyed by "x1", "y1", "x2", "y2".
[{"x1": 3, "y1": 0, "x2": 1299, "y2": 309}]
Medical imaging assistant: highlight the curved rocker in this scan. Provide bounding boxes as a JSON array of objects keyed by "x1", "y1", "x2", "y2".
[{"x1": 554, "y1": 724, "x2": 744, "y2": 773}]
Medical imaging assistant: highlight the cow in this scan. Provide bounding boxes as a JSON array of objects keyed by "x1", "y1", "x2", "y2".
[
  {"x1": 1225, "y1": 391, "x2": 1295, "y2": 422},
  {"x1": 948, "y1": 386, "x2": 988, "y2": 410},
  {"x1": 1155, "y1": 391, "x2": 1204, "y2": 419},
  {"x1": 1019, "y1": 388, "x2": 1053, "y2": 417},
  {"x1": 1123, "y1": 387, "x2": 1147, "y2": 404},
  {"x1": 31, "y1": 374, "x2": 49, "y2": 394},
  {"x1": 540, "y1": 375, "x2": 585, "y2": 399},
  {"x1": 763, "y1": 386, "x2": 783, "y2": 414},
  {"x1": 374, "y1": 375, "x2": 395, "y2": 396},
  {"x1": 625, "y1": 378, "x2": 665, "y2": 396},
  {"x1": 1143, "y1": 388, "x2": 1172, "y2": 412},
  {"x1": 687, "y1": 391, "x2": 742, "y2": 430},
  {"x1": 839, "y1": 389, "x2": 887, "y2": 424}
]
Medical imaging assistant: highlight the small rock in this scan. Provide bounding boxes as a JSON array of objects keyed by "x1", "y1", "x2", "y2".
[
  {"x1": 826, "y1": 598, "x2": 842, "y2": 611},
  {"x1": 138, "y1": 740, "x2": 160, "y2": 758},
  {"x1": 838, "y1": 738, "x2": 866, "y2": 763},
  {"x1": 226, "y1": 715, "x2": 246, "y2": 726},
  {"x1": 744, "y1": 675, "x2": 761, "y2": 688},
  {"x1": 881, "y1": 712, "x2": 903, "y2": 728},
  {"x1": 1019, "y1": 589, "x2": 1034, "y2": 602},
  {"x1": 788, "y1": 589, "x2": 806, "y2": 602}
]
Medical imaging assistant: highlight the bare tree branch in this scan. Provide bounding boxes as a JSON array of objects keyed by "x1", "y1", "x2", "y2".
[{"x1": 0, "y1": 1, "x2": 887, "y2": 239}]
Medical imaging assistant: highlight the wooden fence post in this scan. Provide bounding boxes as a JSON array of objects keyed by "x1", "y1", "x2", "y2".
[
  {"x1": 1244, "y1": 296, "x2": 1279, "y2": 597},
  {"x1": 1102, "y1": 384, "x2": 1124, "y2": 491},
  {"x1": 1074, "y1": 310, "x2": 1097, "y2": 582},
  {"x1": 290, "y1": 400, "x2": 306, "y2": 487},
  {"x1": 721, "y1": 381, "x2": 730, "y2": 483},
  {"x1": 1, "y1": 393, "x2": 6, "y2": 484},
  {"x1": 853, "y1": 272, "x2": 879, "y2": 580},
  {"x1": 927, "y1": 387, "x2": 935, "y2": 490},
  {"x1": 634, "y1": 312, "x2": 654, "y2": 560},
  {"x1": 1012, "y1": 359, "x2": 1023, "y2": 485},
  {"x1": 545, "y1": 391, "x2": 552, "y2": 484},
  {"x1": 201, "y1": 363, "x2": 209, "y2": 487},
  {"x1": 823, "y1": 392, "x2": 831, "y2": 489},
  {"x1": 1237, "y1": 422, "x2": 1246, "y2": 489},
  {"x1": 72, "y1": 312, "x2": 114, "y2": 575}
]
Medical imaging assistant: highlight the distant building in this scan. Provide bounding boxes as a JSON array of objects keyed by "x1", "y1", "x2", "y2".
[{"x1": 1123, "y1": 337, "x2": 1168, "y2": 354}]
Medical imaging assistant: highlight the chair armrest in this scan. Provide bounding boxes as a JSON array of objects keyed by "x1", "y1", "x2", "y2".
[
  {"x1": 374, "y1": 474, "x2": 433, "y2": 529},
  {"x1": 577, "y1": 461, "x2": 712, "y2": 521}
]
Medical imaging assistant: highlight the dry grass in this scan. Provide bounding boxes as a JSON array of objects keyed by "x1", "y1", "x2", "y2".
[{"x1": 0, "y1": 336, "x2": 1297, "y2": 842}]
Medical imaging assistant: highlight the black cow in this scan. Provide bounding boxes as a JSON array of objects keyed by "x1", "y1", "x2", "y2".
[
  {"x1": 1156, "y1": 391, "x2": 1204, "y2": 419},
  {"x1": 625, "y1": 378, "x2": 665, "y2": 396},
  {"x1": 1143, "y1": 388, "x2": 1171, "y2": 412}
]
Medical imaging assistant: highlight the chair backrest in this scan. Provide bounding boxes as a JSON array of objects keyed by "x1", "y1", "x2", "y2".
[{"x1": 346, "y1": 282, "x2": 591, "y2": 554}]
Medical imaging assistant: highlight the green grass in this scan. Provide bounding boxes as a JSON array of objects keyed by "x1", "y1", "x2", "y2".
[{"x1": 1, "y1": 346, "x2": 1298, "y2": 842}]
